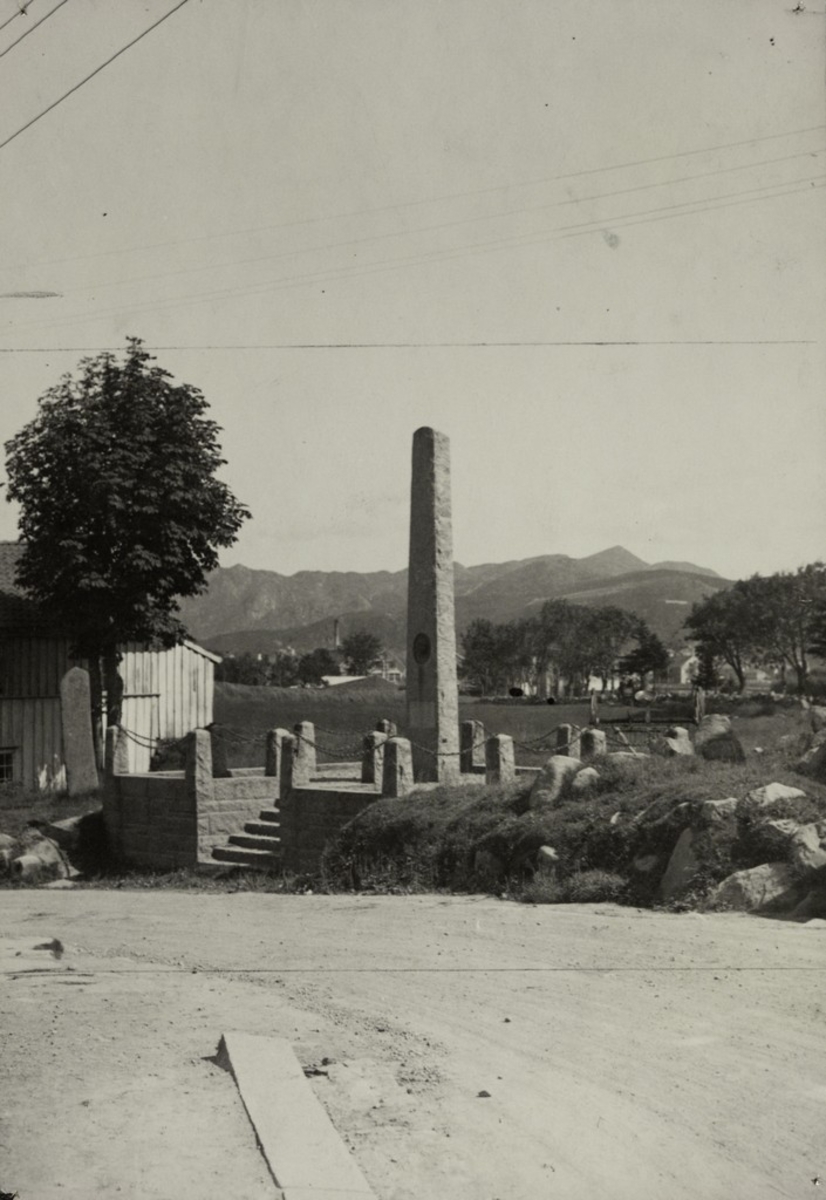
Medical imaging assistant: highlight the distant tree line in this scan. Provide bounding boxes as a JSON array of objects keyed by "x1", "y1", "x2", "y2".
[
  {"x1": 685, "y1": 562, "x2": 826, "y2": 693},
  {"x1": 215, "y1": 631, "x2": 385, "y2": 687},
  {"x1": 460, "y1": 601, "x2": 669, "y2": 697}
]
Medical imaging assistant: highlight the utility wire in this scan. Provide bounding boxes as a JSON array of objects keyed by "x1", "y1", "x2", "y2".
[
  {"x1": 17, "y1": 173, "x2": 821, "y2": 335},
  {"x1": 0, "y1": 0, "x2": 191, "y2": 152},
  {"x1": 0, "y1": 1, "x2": 38, "y2": 36},
  {"x1": 0, "y1": 341, "x2": 817, "y2": 352},
  {"x1": 0, "y1": 0, "x2": 69, "y2": 60},
  {"x1": 4, "y1": 123, "x2": 824, "y2": 275},
  {"x1": 28, "y1": 146, "x2": 823, "y2": 299}
]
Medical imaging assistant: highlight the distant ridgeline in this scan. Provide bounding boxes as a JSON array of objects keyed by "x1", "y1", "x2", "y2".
[{"x1": 179, "y1": 547, "x2": 726, "y2": 661}]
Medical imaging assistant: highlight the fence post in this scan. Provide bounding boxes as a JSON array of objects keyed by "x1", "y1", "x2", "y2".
[
  {"x1": 185, "y1": 728, "x2": 213, "y2": 807},
  {"x1": 580, "y1": 728, "x2": 607, "y2": 761},
  {"x1": 292, "y1": 721, "x2": 316, "y2": 784},
  {"x1": 265, "y1": 728, "x2": 294, "y2": 798},
  {"x1": 376, "y1": 718, "x2": 398, "y2": 737},
  {"x1": 105, "y1": 725, "x2": 130, "y2": 780},
  {"x1": 208, "y1": 724, "x2": 232, "y2": 778},
  {"x1": 460, "y1": 719, "x2": 486, "y2": 773},
  {"x1": 382, "y1": 737, "x2": 413, "y2": 797},
  {"x1": 485, "y1": 734, "x2": 515, "y2": 785},
  {"x1": 555, "y1": 724, "x2": 581, "y2": 757},
  {"x1": 361, "y1": 731, "x2": 387, "y2": 784}
]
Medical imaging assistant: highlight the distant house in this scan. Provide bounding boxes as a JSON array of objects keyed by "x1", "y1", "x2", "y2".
[{"x1": 0, "y1": 543, "x2": 220, "y2": 788}]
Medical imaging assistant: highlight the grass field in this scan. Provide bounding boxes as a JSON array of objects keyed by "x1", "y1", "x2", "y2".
[{"x1": 212, "y1": 681, "x2": 779, "y2": 769}]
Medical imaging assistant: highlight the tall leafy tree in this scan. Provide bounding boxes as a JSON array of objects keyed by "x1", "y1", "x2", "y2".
[
  {"x1": 684, "y1": 587, "x2": 758, "y2": 693},
  {"x1": 618, "y1": 619, "x2": 670, "y2": 684},
  {"x1": 297, "y1": 647, "x2": 340, "y2": 685},
  {"x1": 735, "y1": 564, "x2": 826, "y2": 692},
  {"x1": 341, "y1": 630, "x2": 383, "y2": 675},
  {"x1": 5, "y1": 339, "x2": 250, "y2": 753}
]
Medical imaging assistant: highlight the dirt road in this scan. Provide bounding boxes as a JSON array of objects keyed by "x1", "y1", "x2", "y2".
[{"x1": 1, "y1": 891, "x2": 823, "y2": 1200}]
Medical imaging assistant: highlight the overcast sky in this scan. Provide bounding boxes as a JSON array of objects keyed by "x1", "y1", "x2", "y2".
[{"x1": 0, "y1": 0, "x2": 823, "y2": 581}]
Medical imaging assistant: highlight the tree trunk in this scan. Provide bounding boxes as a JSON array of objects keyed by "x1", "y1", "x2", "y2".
[
  {"x1": 87, "y1": 655, "x2": 105, "y2": 769},
  {"x1": 103, "y1": 647, "x2": 125, "y2": 729}
]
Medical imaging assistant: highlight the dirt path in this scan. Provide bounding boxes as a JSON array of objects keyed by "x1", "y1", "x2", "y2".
[{"x1": 1, "y1": 891, "x2": 823, "y2": 1200}]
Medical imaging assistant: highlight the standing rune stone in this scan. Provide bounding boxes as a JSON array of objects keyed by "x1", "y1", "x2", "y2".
[
  {"x1": 406, "y1": 427, "x2": 460, "y2": 782},
  {"x1": 60, "y1": 666, "x2": 99, "y2": 795}
]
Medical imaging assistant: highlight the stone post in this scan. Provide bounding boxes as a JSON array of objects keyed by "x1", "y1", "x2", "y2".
[
  {"x1": 580, "y1": 728, "x2": 607, "y2": 761},
  {"x1": 406, "y1": 427, "x2": 460, "y2": 783},
  {"x1": 485, "y1": 734, "x2": 515, "y2": 785},
  {"x1": 209, "y1": 724, "x2": 232, "y2": 778},
  {"x1": 265, "y1": 728, "x2": 294, "y2": 799},
  {"x1": 104, "y1": 724, "x2": 130, "y2": 781},
  {"x1": 382, "y1": 737, "x2": 414, "y2": 797},
  {"x1": 361, "y1": 731, "x2": 387, "y2": 785},
  {"x1": 185, "y1": 729, "x2": 213, "y2": 803},
  {"x1": 556, "y1": 724, "x2": 581, "y2": 757},
  {"x1": 293, "y1": 721, "x2": 316, "y2": 784},
  {"x1": 460, "y1": 719, "x2": 486, "y2": 773},
  {"x1": 376, "y1": 718, "x2": 398, "y2": 737},
  {"x1": 60, "y1": 667, "x2": 99, "y2": 795}
]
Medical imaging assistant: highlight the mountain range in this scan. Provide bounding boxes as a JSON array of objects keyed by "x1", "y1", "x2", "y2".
[{"x1": 179, "y1": 546, "x2": 727, "y2": 660}]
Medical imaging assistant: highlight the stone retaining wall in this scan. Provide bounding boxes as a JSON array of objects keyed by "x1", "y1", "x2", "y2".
[
  {"x1": 279, "y1": 786, "x2": 380, "y2": 875},
  {"x1": 103, "y1": 728, "x2": 278, "y2": 868}
]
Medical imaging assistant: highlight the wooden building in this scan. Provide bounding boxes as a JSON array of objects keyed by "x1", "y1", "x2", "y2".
[{"x1": 0, "y1": 543, "x2": 219, "y2": 788}]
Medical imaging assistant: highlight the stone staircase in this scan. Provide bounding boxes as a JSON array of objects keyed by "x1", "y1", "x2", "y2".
[{"x1": 211, "y1": 806, "x2": 281, "y2": 870}]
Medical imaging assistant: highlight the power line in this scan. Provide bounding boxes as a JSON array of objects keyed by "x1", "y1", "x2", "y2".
[
  {"x1": 0, "y1": 340, "x2": 817, "y2": 352},
  {"x1": 4, "y1": 124, "x2": 824, "y2": 275},
  {"x1": 0, "y1": 0, "x2": 191, "y2": 152},
  {"x1": 29, "y1": 146, "x2": 823, "y2": 300},
  {"x1": 0, "y1": 0, "x2": 69, "y2": 60},
  {"x1": 15, "y1": 173, "x2": 822, "y2": 335},
  {"x1": 0, "y1": 1, "x2": 38, "y2": 36}
]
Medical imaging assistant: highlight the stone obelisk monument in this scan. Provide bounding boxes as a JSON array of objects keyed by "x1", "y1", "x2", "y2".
[{"x1": 406, "y1": 427, "x2": 460, "y2": 782}]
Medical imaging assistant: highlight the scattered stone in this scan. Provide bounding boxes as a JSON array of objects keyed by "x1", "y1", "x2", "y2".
[
  {"x1": 477, "y1": 1090, "x2": 491, "y2": 1098},
  {"x1": 746, "y1": 782, "x2": 807, "y2": 808},
  {"x1": 789, "y1": 823, "x2": 826, "y2": 873},
  {"x1": 529, "y1": 755, "x2": 583, "y2": 807},
  {"x1": 40, "y1": 879, "x2": 77, "y2": 889},
  {"x1": 659, "y1": 829, "x2": 700, "y2": 901},
  {"x1": 571, "y1": 767, "x2": 599, "y2": 793},
  {"x1": 663, "y1": 726, "x2": 694, "y2": 756},
  {"x1": 700, "y1": 798, "x2": 738, "y2": 822},
  {"x1": 695, "y1": 714, "x2": 746, "y2": 763},
  {"x1": 632, "y1": 854, "x2": 660, "y2": 874},
  {"x1": 795, "y1": 732, "x2": 826, "y2": 782},
  {"x1": 707, "y1": 862, "x2": 800, "y2": 912},
  {"x1": 536, "y1": 846, "x2": 559, "y2": 873}
]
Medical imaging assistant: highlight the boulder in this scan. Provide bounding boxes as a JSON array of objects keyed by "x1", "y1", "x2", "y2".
[
  {"x1": 795, "y1": 730, "x2": 826, "y2": 781},
  {"x1": 700, "y1": 798, "x2": 738, "y2": 822},
  {"x1": 570, "y1": 767, "x2": 600, "y2": 794},
  {"x1": 789, "y1": 822, "x2": 826, "y2": 873},
  {"x1": 694, "y1": 714, "x2": 745, "y2": 763},
  {"x1": 745, "y1": 782, "x2": 807, "y2": 808},
  {"x1": 663, "y1": 726, "x2": 694, "y2": 756},
  {"x1": 10, "y1": 836, "x2": 70, "y2": 882},
  {"x1": 536, "y1": 845, "x2": 559, "y2": 874},
  {"x1": 0, "y1": 832, "x2": 19, "y2": 872},
  {"x1": 632, "y1": 853, "x2": 661, "y2": 874},
  {"x1": 659, "y1": 829, "x2": 700, "y2": 901},
  {"x1": 529, "y1": 755, "x2": 583, "y2": 807},
  {"x1": 707, "y1": 862, "x2": 800, "y2": 912}
]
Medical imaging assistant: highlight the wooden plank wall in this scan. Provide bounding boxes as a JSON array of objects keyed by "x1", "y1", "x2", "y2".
[{"x1": 118, "y1": 641, "x2": 216, "y2": 773}]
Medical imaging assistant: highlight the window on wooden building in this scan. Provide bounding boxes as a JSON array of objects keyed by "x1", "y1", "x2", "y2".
[{"x1": 0, "y1": 749, "x2": 16, "y2": 783}]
